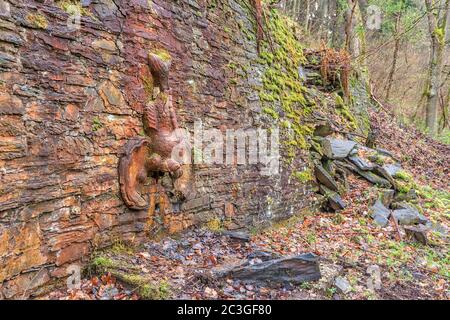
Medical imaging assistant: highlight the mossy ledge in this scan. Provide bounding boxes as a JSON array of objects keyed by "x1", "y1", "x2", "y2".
[
  {"x1": 257, "y1": 6, "x2": 314, "y2": 159},
  {"x1": 87, "y1": 247, "x2": 171, "y2": 300}
]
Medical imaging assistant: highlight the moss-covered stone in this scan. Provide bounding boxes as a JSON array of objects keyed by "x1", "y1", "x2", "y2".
[
  {"x1": 257, "y1": 7, "x2": 314, "y2": 157},
  {"x1": 26, "y1": 13, "x2": 48, "y2": 29},
  {"x1": 150, "y1": 48, "x2": 171, "y2": 62},
  {"x1": 57, "y1": 0, "x2": 93, "y2": 17},
  {"x1": 293, "y1": 169, "x2": 314, "y2": 183}
]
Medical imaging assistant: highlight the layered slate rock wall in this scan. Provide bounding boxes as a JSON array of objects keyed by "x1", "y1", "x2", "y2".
[{"x1": 0, "y1": 0, "x2": 313, "y2": 298}]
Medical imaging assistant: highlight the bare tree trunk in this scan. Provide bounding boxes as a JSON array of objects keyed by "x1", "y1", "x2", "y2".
[
  {"x1": 331, "y1": 0, "x2": 342, "y2": 48},
  {"x1": 440, "y1": 86, "x2": 450, "y2": 130},
  {"x1": 385, "y1": 14, "x2": 402, "y2": 101},
  {"x1": 305, "y1": 0, "x2": 311, "y2": 32},
  {"x1": 344, "y1": 0, "x2": 358, "y2": 53},
  {"x1": 252, "y1": 0, "x2": 263, "y2": 54},
  {"x1": 345, "y1": 0, "x2": 367, "y2": 57},
  {"x1": 424, "y1": 0, "x2": 449, "y2": 136},
  {"x1": 344, "y1": 0, "x2": 368, "y2": 87}
]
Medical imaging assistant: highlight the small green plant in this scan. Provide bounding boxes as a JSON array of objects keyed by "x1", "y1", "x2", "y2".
[
  {"x1": 394, "y1": 170, "x2": 412, "y2": 182},
  {"x1": 333, "y1": 213, "x2": 345, "y2": 225},
  {"x1": 204, "y1": 218, "x2": 223, "y2": 232},
  {"x1": 150, "y1": 48, "x2": 171, "y2": 62},
  {"x1": 362, "y1": 289, "x2": 377, "y2": 300},
  {"x1": 110, "y1": 241, "x2": 134, "y2": 255},
  {"x1": 91, "y1": 256, "x2": 115, "y2": 270},
  {"x1": 325, "y1": 287, "x2": 337, "y2": 298},
  {"x1": 292, "y1": 169, "x2": 313, "y2": 183},
  {"x1": 123, "y1": 274, "x2": 171, "y2": 300},
  {"x1": 306, "y1": 231, "x2": 317, "y2": 244},
  {"x1": 299, "y1": 282, "x2": 313, "y2": 290},
  {"x1": 92, "y1": 116, "x2": 103, "y2": 131},
  {"x1": 57, "y1": 0, "x2": 93, "y2": 16},
  {"x1": 26, "y1": 13, "x2": 48, "y2": 29},
  {"x1": 435, "y1": 128, "x2": 450, "y2": 145},
  {"x1": 383, "y1": 241, "x2": 411, "y2": 267}
]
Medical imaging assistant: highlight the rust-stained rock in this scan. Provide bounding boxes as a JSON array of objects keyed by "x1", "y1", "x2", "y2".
[
  {"x1": 0, "y1": 136, "x2": 27, "y2": 160},
  {"x1": 2, "y1": 270, "x2": 51, "y2": 299},
  {"x1": 224, "y1": 202, "x2": 236, "y2": 217},
  {"x1": 0, "y1": 92, "x2": 24, "y2": 115},
  {"x1": 119, "y1": 138, "x2": 151, "y2": 210},
  {"x1": 98, "y1": 80, "x2": 128, "y2": 114},
  {"x1": 56, "y1": 242, "x2": 89, "y2": 266},
  {"x1": 0, "y1": 223, "x2": 47, "y2": 283},
  {"x1": 92, "y1": 39, "x2": 117, "y2": 52}
]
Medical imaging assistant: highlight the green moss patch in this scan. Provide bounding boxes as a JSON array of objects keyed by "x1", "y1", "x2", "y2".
[
  {"x1": 26, "y1": 13, "x2": 48, "y2": 29},
  {"x1": 257, "y1": 8, "x2": 314, "y2": 158}
]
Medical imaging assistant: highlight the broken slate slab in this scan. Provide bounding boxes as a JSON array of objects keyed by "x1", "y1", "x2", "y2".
[
  {"x1": 222, "y1": 253, "x2": 321, "y2": 285},
  {"x1": 314, "y1": 123, "x2": 334, "y2": 137},
  {"x1": 376, "y1": 148, "x2": 399, "y2": 161},
  {"x1": 348, "y1": 155, "x2": 375, "y2": 171},
  {"x1": 373, "y1": 166, "x2": 397, "y2": 188},
  {"x1": 319, "y1": 185, "x2": 346, "y2": 211},
  {"x1": 335, "y1": 160, "x2": 359, "y2": 173},
  {"x1": 392, "y1": 205, "x2": 428, "y2": 226},
  {"x1": 383, "y1": 163, "x2": 402, "y2": 177},
  {"x1": 322, "y1": 138, "x2": 357, "y2": 160},
  {"x1": 356, "y1": 169, "x2": 391, "y2": 188},
  {"x1": 221, "y1": 230, "x2": 250, "y2": 243},
  {"x1": 405, "y1": 225, "x2": 429, "y2": 245},
  {"x1": 315, "y1": 165, "x2": 339, "y2": 192},
  {"x1": 379, "y1": 189, "x2": 395, "y2": 207},
  {"x1": 370, "y1": 200, "x2": 391, "y2": 227},
  {"x1": 335, "y1": 276, "x2": 352, "y2": 294},
  {"x1": 246, "y1": 250, "x2": 281, "y2": 262},
  {"x1": 329, "y1": 193, "x2": 346, "y2": 211}
]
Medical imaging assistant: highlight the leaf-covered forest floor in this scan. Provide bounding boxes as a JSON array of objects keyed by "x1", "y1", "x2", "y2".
[{"x1": 42, "y1": 107, "x2": 449, "y2": 301}]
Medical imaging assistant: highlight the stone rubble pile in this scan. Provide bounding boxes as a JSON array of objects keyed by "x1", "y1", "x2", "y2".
[{"x1": 310, "y1": 123, "x2": 432, "y2": 243}]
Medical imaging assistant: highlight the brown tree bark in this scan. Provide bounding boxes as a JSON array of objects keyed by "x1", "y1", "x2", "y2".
[
  {"x1": 440, "y1": 86, "x2": 450, "y2": 130},
  {"x1": 252, "y1": 0, "x2": 264, "y2": 54},
  {"x1": 385, "y1": 14, "x2": 402, "y2": 101},
  {"x1": 424, "y1": 0, "x2": 449, "y2": 136}
]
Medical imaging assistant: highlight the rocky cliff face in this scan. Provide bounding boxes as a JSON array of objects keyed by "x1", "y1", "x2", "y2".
[{"x1": 0, "y1": 0, "x2": 313, "y2": 298}]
